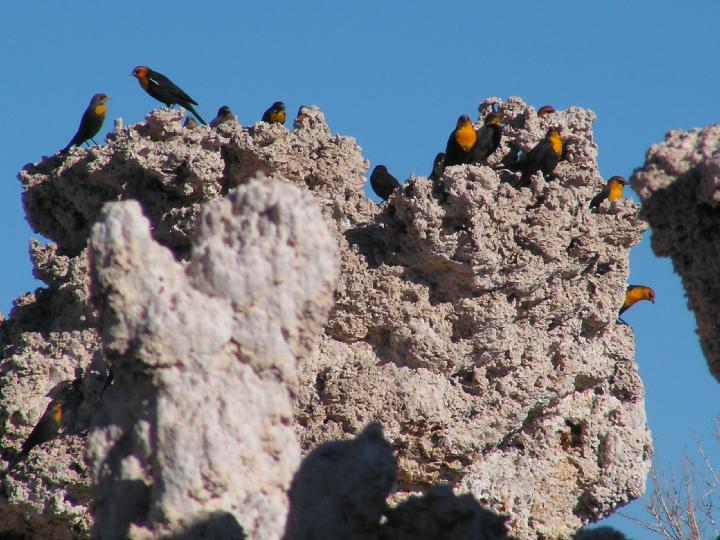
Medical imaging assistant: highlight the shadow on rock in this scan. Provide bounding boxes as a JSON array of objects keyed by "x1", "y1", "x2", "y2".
[
  {"x1": 282, "y1": 422, "x2": 517, "y2": 540},
  {"x1": 161, "y1": 512, "x2": 245, "y2": 540}
]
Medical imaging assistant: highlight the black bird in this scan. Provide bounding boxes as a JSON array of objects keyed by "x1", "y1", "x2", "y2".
[
  {"x1": 210, "y1": 105, "x2": 235, "y2": 127},
  {"x1": 63, "y1": 93, "x2": 110, "y2": 151},
  {"x1": 469, "y1": 112, "x2": 502, "y2": 164},
  {"x1": 370, "y1": 165, "x2": 400, "y2": 201},
  {"x1": 262, "y1": 101, "x2": 286, "y2": 124},
  {"x1": 429, "y1": 153, "x2": 445, "y2": 180},
  {"x1": 130, "y1": 66, "x2": 206, "y2": 124},
  {"x1": 513, "y1": 128, "x2": 564, "y2": 181},
  {"x1": 590, "y1": 176, "x2": 627, "y2": 208},
  {"x1": 5, "y1": 400, "x2": 64, "y2": 472},
  {"x1": 444, "y1": 115, "x2": 477, "y2": 167},
  {"x1": 537, "y1": 105, "x2": 556, "y2": 117}
]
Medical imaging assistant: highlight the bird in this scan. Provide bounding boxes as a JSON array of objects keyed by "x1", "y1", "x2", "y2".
[
  {"x1": 590, "y1": 176, "x2": 627, "y2": 208},
  {"x1": 370, "y1": 165, "x2": 401, "y2": 201},
  {"x1": 209, "y1": 105, "x2": 235, "y2": 127},
  {"x1": 4, "y1": 400, "x2": 64, "y2": 472},
  {"x1": 513, "y1": 128, "x2": 564, "y2": 181},
  {"x1": 262, "y1": 101, "x2": 286, "y2": 125},
  {"x1": 130, "y1": 66, "x2": 206, "y2": 124},
  {"x1": 469, "y1": 112, "x2": 502, "y2": 164},
  {"x1": 63, "y1": 94, "x2": 110, "y2": 151},
  {"x1": 618, "y1": 285, "x2": 655, "y2": 323},
  {"x1": 537, "y1": 105, "x2": 555, "y2": 117},
  {"x1": 444, "y1": 115, "x2": 477, "y2": 167},
  {"x1": 183, "y1": 116, "x2": 197, "y2": 129},
  {"x1": 429, "y1": 153, "x2": 445, "y2": 180}
]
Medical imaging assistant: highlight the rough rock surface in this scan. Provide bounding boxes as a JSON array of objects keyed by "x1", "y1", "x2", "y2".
[
  {"x1": 632, "y1": 126, "x2": 720, "y2": 381},
  {"x1": 88, "y1": 179, "x2": 338, "y2": 539},
  {"x1": 0, "y1": 100, "x2": 651, "y2": 539}
]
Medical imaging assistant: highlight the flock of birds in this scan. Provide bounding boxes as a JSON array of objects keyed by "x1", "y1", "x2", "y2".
[
  {"x1": 368, "y1": 104, "x2": 655, "y2": 325},
  {"x1": 2, "y1": 66, "x2": 655, "y2": 472},
  {"x1": 60, "y1": 66, "x2": 655, "y2": 325}
]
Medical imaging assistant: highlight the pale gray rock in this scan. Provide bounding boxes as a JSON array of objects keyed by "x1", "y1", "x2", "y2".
[
  {"x1": 87, "y1": 179, "x2": 338, "y2": 539},
  {"x1": 2, "y1": 100, "x2": 650, "y2": 539},
  {"x1": 632, "y1": 125, "x2": 720, "y2": 381}
]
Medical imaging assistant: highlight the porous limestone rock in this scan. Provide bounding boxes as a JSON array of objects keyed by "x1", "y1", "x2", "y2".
[
  {"x1": 632, "y1": 125, "x2": 720, "y2": 381},
  {"x1": 88, "y1": 179, "x2": 338, "y2": 539},
  {"x1": 1, "y1": 100, "x2": 651, "y2": 539}
]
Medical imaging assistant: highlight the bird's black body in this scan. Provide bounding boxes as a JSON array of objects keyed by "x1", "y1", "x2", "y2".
[
  {"x1": 589, "y1": 187, "x2": 610, "y2": 209},
  {"x1": 262, "y1": 101, "x2": 286, "y2": 124},
  {"x1": 370, "y1": 165, "x2": 400, "y2": 201},
  {"x1": 63, "y1": 93, "x2": 108, "y2": 151},
  {"x1": 430, "y1": 153, "x2": 445, "y2": 180},
  {"x1": 4, "y1": 400, "x2": 64, "y2": 472},
  {"x1": 210, "y1": 105, "x2": 234, "y2": 127},
  {"x1": 132, "y1": 67, "x2": 206, "y2": 124},
  {"x1": 444, "y1": 115, "x2": 477, "y2": 167},
  {"x1": 513, "y1": 130, "x2": 563, "y2": 182},
  {"x1": 469, "y1": 114, "x2": 502, "y2": 164}
]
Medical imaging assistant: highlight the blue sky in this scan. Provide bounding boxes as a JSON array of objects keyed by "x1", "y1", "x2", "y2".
[{"x1": 2, "y1": 2, "x2": 719, "y2": 537}]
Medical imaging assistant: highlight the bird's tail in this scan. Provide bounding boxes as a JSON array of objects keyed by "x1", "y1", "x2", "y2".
[{"x1": 186, "y1": 104, "x2": 207, "y2": 125}]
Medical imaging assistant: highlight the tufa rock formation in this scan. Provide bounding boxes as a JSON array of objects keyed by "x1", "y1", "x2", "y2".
[
  {"x1": 0, "y1": 99, "x2": 650, "y2": 539},
  {"x1": 632, "y1": 126, "x2": 720, "y2": 382}
]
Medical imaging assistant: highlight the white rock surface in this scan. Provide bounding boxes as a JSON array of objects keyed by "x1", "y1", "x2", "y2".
[{"x1": 1, "y1": 101, "x2": 651, "y2": 539}]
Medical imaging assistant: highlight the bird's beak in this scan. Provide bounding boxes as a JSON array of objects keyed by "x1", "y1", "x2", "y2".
[{"x1": 129, "y1": 71, "x2": 135, "y2": 77}]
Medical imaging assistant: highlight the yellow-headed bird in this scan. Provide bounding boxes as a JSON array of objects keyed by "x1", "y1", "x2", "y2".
[
  {"x1": 444, "y1": 115, "x2": 477, "y2": 167},
  {"x1": 619, "y1": 285, "x2": 655, "y2": 322},
  {"x1": 590, "y1": 176, "x2": 627, "y2": 208},
  {"x1": 130, "y1": 66, "x2": 206, "y2": 124},
  {"x1": 513, "y1": 128, "x2": 564, "y2": 181},
  {"x1": 63, "y1": 94, "x2": 110, "y2": 151},
  {"x1": 262, "y1": 101, "x2": 286, "y2": 125},
  {"x1": 210, "y1": 105, "x2": 235, "y2": 127}
]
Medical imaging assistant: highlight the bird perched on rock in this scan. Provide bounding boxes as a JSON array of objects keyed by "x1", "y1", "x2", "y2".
[
  {"x1": 210, "y1": 105, "x2": 235, "y2": 127},
  {"x1": 4, "y1": 400, "x2": 65, "y2": 473},
  {"x1": 537, "y1": 105, "x2": 555, "y2": 117},
  {"x1": 429, "y1": 153, "x2": 445, "y2": 180},
  {"x1": 469, "y1": 112, "x2": 502, "y2": 164},
  {"x1": 130, "y1": 66, "x2": 206, "y2": 124},
  {"x1": 183, "y1": 116, "x2": 197, "y2": 129},
  {"x1": 513, "y1": 128, "x2": 564, "y2": 182},
  {"x1": 370, "y1": 165, "x2": 400, "y2": 201},
  {"x1": 63, "y1": 93, "x2": 110, "y2": 151},
  {"x1": 444, "y1": 115, "x2": 477, "y2": 167},
  {"x1": 590, "y1": 176, "x2": 627, "y2": 208},
  {"x1": 262, "y1": 101, "x2": 286, "y2": 125},
  {"x1": 618, "y1": 285, "x2": 655, "y2": 323}
]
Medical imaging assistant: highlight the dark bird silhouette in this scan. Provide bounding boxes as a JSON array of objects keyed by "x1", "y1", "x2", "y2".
[
  {"x1": 513, "y1": 128, "x2": 564, "y2": 182},
  {"x1": 262, "y1": 101, "x2": 286, "y2": 124},
  {"x1": 590, "y1": 176, "x2": 627, "y2": 208},
  {"x1": 537, "y1": 105, "x2": 555, "y2": 117},
  {"x1": 63, "y1": 93, "x2": 110, "y2": 151},
  {"x1": 444, "y1": 115, "x2": 477, "y2": 167},
  {"x1": 469, "y1": 112, "x2": 502, "y2": 164},
  {"x1": 210, "y1": 105, "x2": 235, "y2": 127},
  {"x1": 618, "y1": 285, "x2": 655, "y2": 324},
  {"x1": 130, "y1": 66, "x2": 206, "y2": 124},
  {"x1": 370, "y1": 165, "x2": 400, "y2": 201},
  {"x1": 429, "y1": 153, "x2": 445, "y2": 180},
  {"x1": 5, "y1": 400, "x2": 64, "y2": 472}
]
